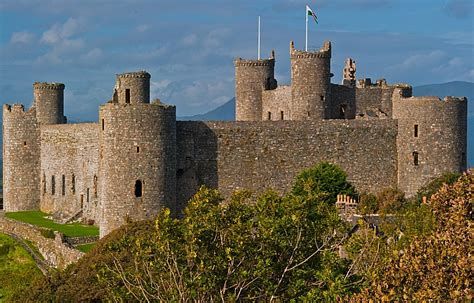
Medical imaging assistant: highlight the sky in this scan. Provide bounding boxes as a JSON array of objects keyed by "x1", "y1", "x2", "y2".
[{"x1": 0, "y1": 0, "x2": 473, "y2": 120}]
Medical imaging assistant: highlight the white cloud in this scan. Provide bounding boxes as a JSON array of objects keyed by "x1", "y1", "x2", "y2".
[
  {"x1": 40, "y1": 17, "x2": 84, "y2": 44},
  {"x1": 82, "y1": 48, "x2": 103, "y2": 60},
  {"x1": 182, "y1": 33, "x2": 197, "y2": 46},
  {"x1": 136, "y1": 24, "x2": 150, "y2": 32},
  {"x1": 10, "y1": 31, "x2": 35, "y2": 44}
]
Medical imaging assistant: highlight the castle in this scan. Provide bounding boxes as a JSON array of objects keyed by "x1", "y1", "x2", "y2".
[{"x1": 3, "y1": 41, "x2": 467, "y2": 237}]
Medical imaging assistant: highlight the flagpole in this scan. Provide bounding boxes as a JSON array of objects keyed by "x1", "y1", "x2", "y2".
[
  {"x1": 305, "y1": 7, "x2": 308, "y2": 51},
  {"x1": 258, "y1": 16, "x2": 261, "y2": 59}
]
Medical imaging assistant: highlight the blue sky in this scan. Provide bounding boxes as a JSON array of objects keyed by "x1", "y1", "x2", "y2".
[{"x1": 0, "y1": 0, "x2": 472, "y2": 120}]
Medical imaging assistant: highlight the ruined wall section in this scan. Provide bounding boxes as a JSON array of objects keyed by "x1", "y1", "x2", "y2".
[
  {"x1": 235, "y1": 56, "x2": 276, "y2": 121},
  {"x1": 34, "y1": 82, "x2": 66, "y2": 125},
  {"x1": 3, "y1": 105, "x2": 40, "y2": 211},
  {"x1": 290, "y1": 41, "x2": 331, "y2": 120},
  {"x1": 99, "y1": 101, "x2": 176, "y2": 237},
  {"x1": 40, "y1": 123, "x2": 99, "y2": 222},
  {"x1": 393, "y1": 89, "x2": 467, "y2": 196},
  {"x1": 262, "y1": 85, "x2": 292, "y2": 120},
  {"x1": 355, "y1": 79, "x2": 410, "y2": 119},
  {"x1": 176, "y1": 120, "x2": 398, "y2": 210},
  {"x1": 330, "y1": 84, "x2": 356, "y2": 119}
]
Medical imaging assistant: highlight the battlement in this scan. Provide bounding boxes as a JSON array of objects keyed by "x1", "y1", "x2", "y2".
[
  {"x1": 33, "y1": 82, "x2": 65, "y2": 90},
  {"x1": 290, "y1": 40, "x2": 331, "y2": 59},
  {"x1": 234, "y1": 58, "x2": 275, "y2": 67},
  {"x1": 3, "y1": 104, "x2": 35, "y2": 115},
  {"x1": 116, "y1": 71, "x2": 151, "y2": 79}
]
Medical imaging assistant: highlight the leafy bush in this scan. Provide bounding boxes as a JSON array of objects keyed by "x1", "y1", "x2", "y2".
[
  {"x1": 415, "y1": 172, "x2": 461, "y2": 203},
  {"x1": 39, "y1": 228, "x2": 55, "y2": 239},
  {"x1": 356, "y1": 192, "x2": 378, "y2": 214},
  {"x1": 376, "y1": 188, "x2": 406, "y2": 214},
  {"x1": 291, "y1": 162, "x2": 356, "y2": 204}
]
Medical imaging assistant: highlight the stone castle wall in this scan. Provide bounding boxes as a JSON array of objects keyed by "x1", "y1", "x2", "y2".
[
  {"x1": 40, "y1": 123, "x2": 99, "y2": 221},
  {"x1": 33, "y1": 82, "x2": 66, "y2": 125},
  {"x1": 99, "y1": 101, "x2": 176, "y2": 237},
  {"x1": 262, "y1": 85, "x2": 292, "y2": 120},
  {"x1": 393, "y1": 90, "x2": 467, "y2": 196},
  {"x1": 3, "y1": 105, "x2": 40, "y2": 211},
  {"x1": 176, "y1": 119, "x2": 398, "y2": 209}
]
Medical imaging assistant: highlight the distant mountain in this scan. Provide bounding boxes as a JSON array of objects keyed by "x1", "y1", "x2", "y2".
[
  {"x1": 176, "y1": 81, "x2": 473, "y2": 166},
  {"x1": 178, "y1": 98, "x2": 235, "y2": 121}
]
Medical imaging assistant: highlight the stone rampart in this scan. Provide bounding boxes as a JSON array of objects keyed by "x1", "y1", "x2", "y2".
[
  {"x1": 262, "y1": 85, "x2": 292, "y2": 120},
  {"x1": 176, "y1": 119, "x2": 398, "y2": 209}
]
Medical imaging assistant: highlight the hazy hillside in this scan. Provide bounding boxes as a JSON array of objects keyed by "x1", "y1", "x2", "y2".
[{"x1": 178, "y1": 81, "x2": 473, "y2": 166}]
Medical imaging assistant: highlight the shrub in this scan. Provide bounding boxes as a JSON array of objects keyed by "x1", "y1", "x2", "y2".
[{"x1": 39, "y1": 228, "x2": 55, "y2": 239}]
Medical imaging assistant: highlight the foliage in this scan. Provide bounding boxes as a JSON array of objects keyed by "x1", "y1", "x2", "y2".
[
  {"x1": 348, "y1": 171, "x2": 473, "y2": 301},
  {"x1": 376, "y1": 188, "x2": 406, "y2": 214},
  {"x1": 356, "y1": 192, "x2": 378, "y2": 214},
  {"x1": 96, "y1": 186, "x2": 357, "y2": 301},
  {"x1": 291, "y1": 162, "x2": 356, "y2": 205},
  {"x1": 5, "y1": 211, "x2": 99, "y2": 237},
  {"x1": 415, "y1": 171, "x2": 461, "y2": 203},
  {"x1": 0, "y1": 233, "x2": 43, "y2": 302},
  {"x1": 19, "y1": 221, "x2": 155, "y2": 302}
]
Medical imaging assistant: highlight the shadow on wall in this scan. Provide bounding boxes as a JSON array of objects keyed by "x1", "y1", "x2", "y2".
[{"x1": 176, "y1": 122, "x2": 218, "y2": 213}]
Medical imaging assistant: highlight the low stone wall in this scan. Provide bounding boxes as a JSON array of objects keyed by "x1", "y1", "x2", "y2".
[
  {"x1": 0, "y1": 216, "x2": 83, "y2": 269},
  {"x1": 64, "y1": 235, "x2": 99, "y2": 245}
]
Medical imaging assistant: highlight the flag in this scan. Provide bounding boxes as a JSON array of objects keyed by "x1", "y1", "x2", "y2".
[{"x1": 306, "y1": 5, "x2": 318, "y2": 23}]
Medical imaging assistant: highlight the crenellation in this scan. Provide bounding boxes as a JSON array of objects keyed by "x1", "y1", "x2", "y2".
[{"x1": 2, "y1": 38, "x2": 467, "y2": 237}]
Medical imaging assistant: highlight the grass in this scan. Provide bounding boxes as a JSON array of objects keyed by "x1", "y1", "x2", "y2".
[
  {"x1": 0, "y1": 233, "x2": 43, "y2": 302},
  {"x1": 76, "y1": 242, "x2": 96, "y2": 253},
  {"x1": 24, "y1": 239, "x2": 45, "y2": 261},
  {"x1": 5, "y1": 211, "x2": 99, "y2": 237}
]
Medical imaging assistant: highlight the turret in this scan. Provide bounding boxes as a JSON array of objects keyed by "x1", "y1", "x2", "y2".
[
  {"x1": 235, "y1": 51, "x2": 277, "y2": 121},
  {"x1": 99, "y1": 71, "x2": 176, "y2": 237},
  {"x1": 3, "y1": 104, "x2": 40, "y2": 211},
  {"x1": 114, "y1": 71, "x2": 151, "y2": 104},
  {"x1": 290, "y1": 40, "x2": 331, "y2": 120},
  {"x1": 393, "y1": 88, "x2": 467, "y2": 196},
  {"x1": 34, "y1": 82, "x2": 66, "y2": 125}
]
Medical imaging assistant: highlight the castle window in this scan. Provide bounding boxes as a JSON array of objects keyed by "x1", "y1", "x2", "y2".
[
  {"x1": 308, "y1": 112, "x2": 311, "y2": 117},
  {"x1": 43, "y1": 173, "x2": 47, "y2": 195},
  {"x1": 280, "y1": 111, "x2": 284, "y2": 120},
  {"x1": 136, "y1": 146, "x2": 140, "y2": 153},
  {"x1": 413, "y1": 151, "x2": 419, "y2": 166},
  {"x1": 101, "y1": 119, "x2": 105, "y2": 131},
  {"x1": 71, "y1": 174, "x2": 75, "y2": 194},
  {"x1": 86, "y1": 188, "x2": 90, "y2": 203},
  {"x1": 320, "y1": 95, "x2": 325, "y2": 101},
  {"x1": 135, "y1": 180, "x2": 143, "y2": 198},
  {"x1": 80, "y1": 195, "x2": 84, "y2": 209},
  {"x1": 414, "y1": 124, "x2": 419, "y2": 137},
  {"x1": 23, "y1": 141, "x2": 27, "y2": 146},
  {"x1": 62, "y1": 175, "x2": 65, "y2": 196},
  {"x1": 125, "y1": 89, "x2": 131, "y2": 103},
  {"x1": 93, "y1": 175, "x2": 98, "y2": 198},
  {"x1": 51, "y1": 175, "x2": 55, "y2": 195},
  {"x1": 339, "y1": 105, "x2": 347, "y2": 119},
  {"x1": 268, "y1": 112, "x2": 272, "y2": 120}
]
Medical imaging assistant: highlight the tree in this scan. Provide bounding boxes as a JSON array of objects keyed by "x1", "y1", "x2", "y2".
[
  {"x1": 415, "y1": 171, "x2": 461, "y2": 203},
  {"x1": 96, "y1": 186, "x2": 358, "y2": 301},
  {"x1": 348, "y1": 171, "x2": 473, "y2": 301},
  {"x1": 291, "y1": 162, "x2": 356, "y2": 205}
]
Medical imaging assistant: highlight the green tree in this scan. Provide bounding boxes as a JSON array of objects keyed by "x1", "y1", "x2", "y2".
[
  {"x1": 95, "y1": 186, "x2": 357, "y2": 301},
  {"x1": 415, "y1": 171, "x2": 461, "y2": 203},
  {"x1": 291, "y1": 162, "x2": 356, "y2": 204}
]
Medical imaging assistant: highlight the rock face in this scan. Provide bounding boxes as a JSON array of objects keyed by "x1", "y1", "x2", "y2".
[{"x1": 2, "y1": 41, "x2": 468, "y2": 237}]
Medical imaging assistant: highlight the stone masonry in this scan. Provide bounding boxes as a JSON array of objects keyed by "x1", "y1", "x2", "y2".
[{"x1": 2, "y1": 40, "x2": 468, "y2": 238}]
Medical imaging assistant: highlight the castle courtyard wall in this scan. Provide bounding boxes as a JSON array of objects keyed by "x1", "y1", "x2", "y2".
[
  {"x1": 262, "y1": 85, "x2": 292, "y2": 120},
  {"x1": 40, "y1": 123, "x2": 99, "y2": 222},
  {"x1": 176, "y1": 120, "x2": 398, "y2": 209}
]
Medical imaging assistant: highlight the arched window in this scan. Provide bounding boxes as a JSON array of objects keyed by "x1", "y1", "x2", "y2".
[{"x1": 135, "y1": 180, "x2": 143, "y2": 198}]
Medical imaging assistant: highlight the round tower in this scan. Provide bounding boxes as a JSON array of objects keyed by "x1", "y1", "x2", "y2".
[
  {"x1": 34, "y1": 82, "x2": 66, "y2": 125},
  {"x1": 235, "y1": 52, "x2": 276, "y2": 121},
  {"x1": 3, "y1": 104, "x2": 40, "y2": 211},
  {"x1": 114, "y1": 71, "x2": 150, "y2": 104},
  {"x1": 393, "y1": 87, "x2": 467, "y2": 197},
  {"x1": 290, "y1": 40, "x2": 331, "y2": 120},
  {"x1": 99, "y1": 73, "x2": 176, "y2": 237}
]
